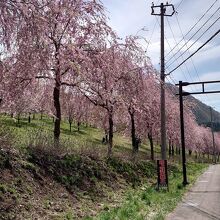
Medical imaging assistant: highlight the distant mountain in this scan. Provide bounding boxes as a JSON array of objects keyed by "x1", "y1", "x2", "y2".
[{"x1": 167, "y1": 83, "x2": 220, "y2": 131}]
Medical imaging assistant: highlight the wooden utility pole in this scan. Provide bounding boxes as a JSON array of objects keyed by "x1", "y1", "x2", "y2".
[{"x1": 151, "y1": 2, "x2": 175, "y2": 160}]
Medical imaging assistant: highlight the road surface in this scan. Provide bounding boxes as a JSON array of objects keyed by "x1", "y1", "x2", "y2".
[{"x1": 166, "y1": 164, "x2": 220, "y2": 220}]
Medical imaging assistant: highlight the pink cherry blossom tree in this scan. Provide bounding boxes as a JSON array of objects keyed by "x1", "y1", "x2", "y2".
[
  {"x1": 119, "y1": 36, "x2": 150, "y2": 154},
  {"x1": 0, "y1": 0, "x2": 113, "y2": 144},
  {"x1": 80, "y1": 41, "x2": 135, "y2": 157},
  {"x1": 138, "y1": 74, "x2": 161, "y2": 160},
  {"x1": 62, "y1": 89, "x2": 91, "y2": 132}
]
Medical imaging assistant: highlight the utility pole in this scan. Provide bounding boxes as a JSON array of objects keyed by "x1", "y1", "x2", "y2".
[
  {"x1": 210, "y1": 107, "x2": 216, "y2": 163},
  {"x1": 179, "y1": 81, "x2": 188, "y2": 186},
  {"x1": 151, "y1": 2, "x2": 175, "y2": 160}
]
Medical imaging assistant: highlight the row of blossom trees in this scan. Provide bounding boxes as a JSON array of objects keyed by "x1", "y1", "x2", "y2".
[{"x1": 0, "y1": 0, "x2": 219, "y2": 158}]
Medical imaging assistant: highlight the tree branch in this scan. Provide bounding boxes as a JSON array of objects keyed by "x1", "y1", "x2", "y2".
[
  {"x1": 36, "y1": 76, "x2": 54, "y2": 80},
  {"x1": 61, "y1": 67, "x2": 70, "y2": 76},
  {"x1": 58, "y1": 18, "x2": 71, "y2": 43},
  {"x1": 61, "y1": 81, "x2": 78, "y2": 87}
]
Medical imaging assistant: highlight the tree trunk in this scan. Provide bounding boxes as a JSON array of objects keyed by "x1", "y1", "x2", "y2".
[
  {"x1": 148, "y1": 133, "x2": 154, "y2": 160},
  {"x1": 129, "y1": 111, "x2": 138, "y2": 154},
  {"x1": 69, "y1": 121, "x2": 72, "y2": 132},
  {"x1": 175, "y1": 146, "x2": 178, "y2": 155},
  {"x1": 28, "y1": 113, "x2": 31, "y2": 123},
  {"x1": 168, "y1": 140, "x2": 171, "y2": 157},
  {"x1": 108, "y1": 110, "x2": 113, "y2": 157},
  {"x1": 40, "y1": 112, "x2": 43, "y2": 120},
  {"x1": 77, "y1": 121, "x2": 80, "y2": 131},
  {"x1": 53, "y1": 81, "x2": 61, "y2": 146},
  {"x1": 189, "y1": 150, "x2": 192, "y2": 156},
  {"x1": 17, "y1": 114, "x2": 20, "y2": 125},
  {"x1": 171, "y1": 145, "x2": 174, "y2": 156},
  {"x1": 105, "y1": 130, "x2": 108, "y2": 143}
]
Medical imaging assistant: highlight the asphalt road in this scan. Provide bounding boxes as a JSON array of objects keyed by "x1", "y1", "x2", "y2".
[{"x1": 166, "y1": 164, "x2": 220, "y2": 220}]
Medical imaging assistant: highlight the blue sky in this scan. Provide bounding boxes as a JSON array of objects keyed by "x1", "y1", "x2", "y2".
[{"x1": 102, "y1": 0, "x2": 220, "y2": 111}]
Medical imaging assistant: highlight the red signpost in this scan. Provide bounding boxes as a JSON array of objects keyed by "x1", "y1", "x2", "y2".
[{"x1": 157, "y1": 160, "x2": 168, "y2": 190}]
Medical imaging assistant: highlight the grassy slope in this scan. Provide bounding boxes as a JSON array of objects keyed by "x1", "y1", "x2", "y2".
[
  {"x1": 0, "y1": 114, "x2": 208, "y2": 220},
  {"x1": 87, "y1": 163, "x2": 207, "y2": 220},
  {"x1": 0, "y1": 114, "x2": 161, "y2": 159}
]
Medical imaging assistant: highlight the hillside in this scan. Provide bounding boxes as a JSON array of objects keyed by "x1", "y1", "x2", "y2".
[
  {"x1": 0, "y1": 115, "x2": 208, "y2": 220},
  {"x1": 167, "y1": 83, "x2": 220, "y2": 131}
]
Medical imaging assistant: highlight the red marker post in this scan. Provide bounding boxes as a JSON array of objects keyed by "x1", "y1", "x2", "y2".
[{"x1": 157, "y1": 160, "x2": 168, "y2": 190}]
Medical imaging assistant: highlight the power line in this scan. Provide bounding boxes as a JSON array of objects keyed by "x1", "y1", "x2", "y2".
[
  {"x1": 165, "y1": 18, "x2": 198, "y2": 93},
  {"x1": 176, "y1": 0, "x2": 184, "y2": 10},
  {"x1": 168, "y1": 29, "x2": 220, "y2": 75},
  {"x1": 165, "y1": 12, "x2": 219, "y2": 136},
  {"x1": 167, "y1": 2, "x2": 218, "y2": 108},
  {"x1": 166, "y1": 13, "x2": 220, "y2": 68},
  {"x1": 145, "y1": 0, "x2": 161, "y2": 55},
  {"x1": 148, "y1": 2, "x2": 219, "y2": 117},
  {"x1": 155, "y1": 15, "x2": 196, "y2": 93},
  {"x1": 166, "y1": 73, "x2": 217, "y2": 124},
  {"x1": 174, "y1": 14, "x2": 200, "y2": 81},
  {"x1": 167, "y1": 74, "x2": 176, "y2": 85},
  {"x1": 174, "y1": 13, "x2": 211, "y2": 102},
  {"x1": 166, "y1": 18, "x2": 195, "y2": 83},
  {"x1": 165, "y1": 0, "x2": 219, "y2": 59},
  {"x1": 146, "y1": 20, "x2": 158, "y2": 53}
]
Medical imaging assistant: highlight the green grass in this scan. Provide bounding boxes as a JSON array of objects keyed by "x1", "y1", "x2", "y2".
[
  {"x1": 0, "y1": 114, "x2": 158, "y2": 159},
  {"x1": 0, "y1": 114, "x2": 211, "y2": 219},
  {"x1": 0, "y1": 114, "x2": 169, "y2": 163},
  {"x1": 84, "y1": 162, "x2": 208, "y2": 220},
  {"x1": 0, "y1": 114, "x2": 104, "y2": 149}
]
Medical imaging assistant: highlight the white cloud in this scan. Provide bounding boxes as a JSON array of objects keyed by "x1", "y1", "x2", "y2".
[
  {"x1": 200, "y1": 71, "x2": 220, "y2": 82},
  {"x1": 193, "y1": 44, "x2": 220, "y2": 66},
  {"x1": 102, "y1": 0, "x2": 220, "y2": 111}
]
